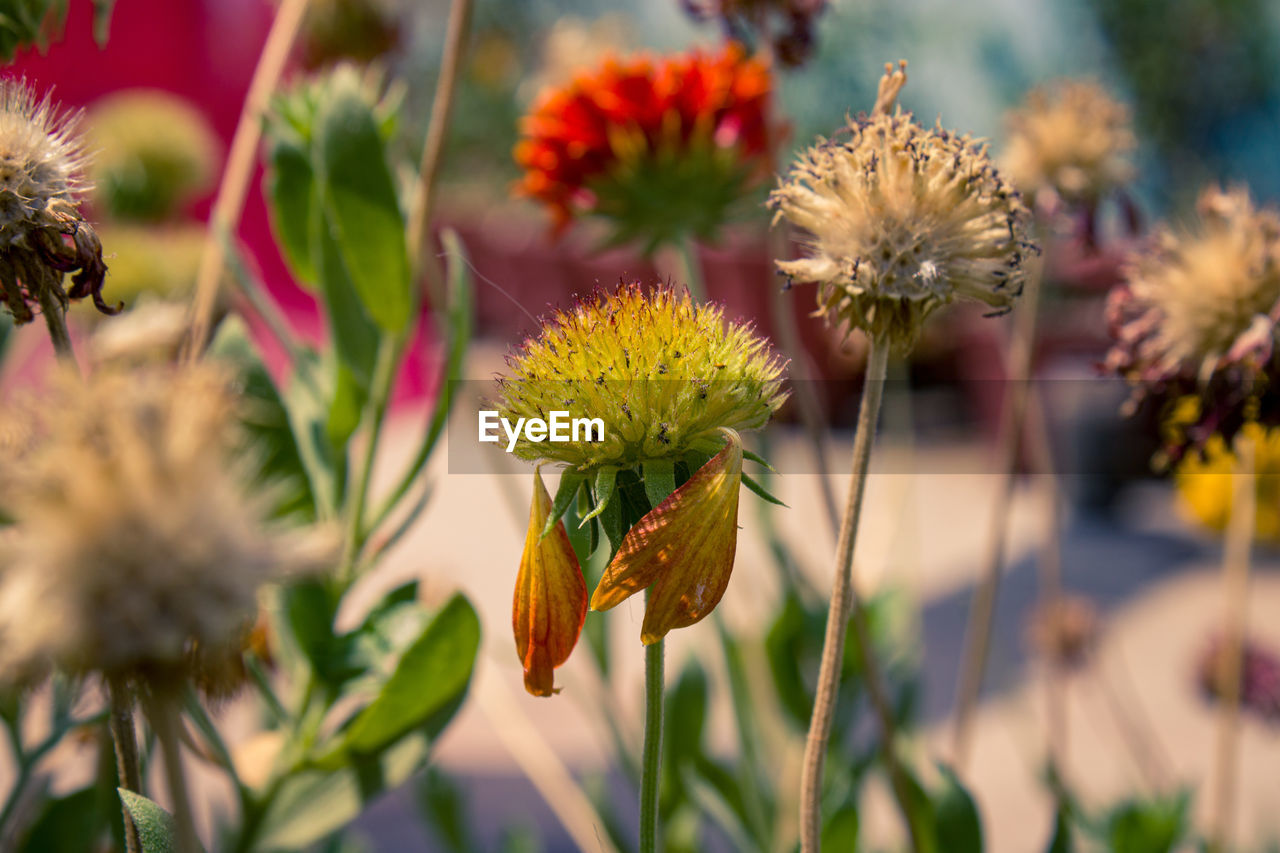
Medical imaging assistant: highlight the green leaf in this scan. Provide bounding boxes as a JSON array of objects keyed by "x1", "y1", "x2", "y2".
[
  {"x1": 208, "y1": 317, "x2": 318, "y2": 519},
  {"x1": 685, "y1": 758, "x2": 757, "y2": 853},
  {"x1": 821, "y1": 804, "x2": 859, "y2": 850},
  {"x1": 313, "y1": 72, "x2": 412, "y2": 332},
  {"x1": 741, "y1": 448, "x2": 777, "y2": 472},
  {"x1": 934, "y1": 764, "x2": 983, "y2": 853},
  {"x1": 318, "y1": 594, "x2": 480, "y2": 765},
  {"x1": 1046, "y1": 803, "x2": 1073, "y2": 853},
  {"x1": 117, "y1": 789, "x2": 198, "y2": 853},
  {"x1": 91, "y1": 0, "x2": 116, "y2": 45},
  {"x1": 741, "y1": 472, "x2": 787, "y2": 507},
  {"x1": 642, "y1": 458, "x2": 677, "y2": 509},
  {"x1": 540, "y1": 471, "x2": 585, "y2": 541},
  {"x1": 417, "y1": 767, "x2": 475, "y2": 853},
  {"x1": 1105, "y1": 792, "x2": 1191, "y2": 853},
  {"x1": 664, "y1": 660, "x2": 708, "y2": 767},
  {"x1": 255, "y1": 736, "x2": 428, "y2": 851},
  {"x1": 21, "y1": 788, "x2": 101, "y2": 852},
  {"x1": 282, "y1": 579, "x2": 364, "y2": 687},
  {"x1": 326, "y1": 362, "x2": 366, "y2": 449},
  {"x1": 265, "y1": 137, "x2": 318, "y2": 286},
  {"x1": 312, "y1": 207, "x2": 380, "y2": 391}
]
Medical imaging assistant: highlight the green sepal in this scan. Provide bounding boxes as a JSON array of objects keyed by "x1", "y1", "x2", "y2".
[
  {"x1": 580, "y1": 465, "x2": 619, "y2": 525},
  {"x1": 540, "y1": 471, "x2": 585, "y2": 541},
  {"x1": 742, "y1": 448, "x2": 777, "y2": 473},
  {"x1": 641, "y1": 458, "x2": 677, "y2": 509}
]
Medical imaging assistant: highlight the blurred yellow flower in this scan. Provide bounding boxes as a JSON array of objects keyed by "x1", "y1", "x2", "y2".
[{"x1": 1176, "y1": 422, "x2": 1280, "y2": 542}]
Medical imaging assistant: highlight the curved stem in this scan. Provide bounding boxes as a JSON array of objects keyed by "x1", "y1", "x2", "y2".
[
  {"x1": 185, "y1": 0, "x2": 311, "y2": 360},
  {"x1": 951, "y1": 254, "x2": 1045, "y2": 768},
  {"x1": 800, "y1": 338, "x2": 921, "y2": 851},
  {"x1": 108, "y1": 680, "x2": 143, "y2": 853},
  {"x1": 1211, "y1": 432, "x2": 1256, "y2": 852},
  {"x1": 146, "y1": 693, "x2": 201, "y2": 853},
  {"x1": 640, "y1": 638, "x2": 665, "y2": 853}
]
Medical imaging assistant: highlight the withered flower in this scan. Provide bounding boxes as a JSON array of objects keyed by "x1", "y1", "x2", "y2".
[
  {"x1": 769, "y1": 62, "x2": 1033, "y2": 348},
  {"x1": 0, "y1": 79, "x2": 117, "y2": 325},
  {"x1": 0, "y1": 363, "x2": 323, "y2": 691}
]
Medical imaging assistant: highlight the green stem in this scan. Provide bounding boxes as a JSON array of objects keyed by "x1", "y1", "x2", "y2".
[
  {"x1": 951, "y1": 254, "x2": 1046, "y2": 768},
  {"x1": 0, "y1": 710, "x2": 108, "y2": 837},
  {"x1": 337, "y1": 335, "x2": 402, "y2": 587},
  {"x1": 35, "y1": 279, "x2": 76, "y2": 366},
  {"x1": 108, "y1": 680, "x2": 143, "y2": 853},
  {"x1": 640, "y1": 637, "x2": 665, "y2": 853},
  {"x1": 673, "y1": 236, "x2": 707, "y2": 302},
  {"x1": 147, "y1": 694, "x2": 201, "y2": 853},
  {"x1": 245, "y1": 655, "x2": 288, "y2": 726}
]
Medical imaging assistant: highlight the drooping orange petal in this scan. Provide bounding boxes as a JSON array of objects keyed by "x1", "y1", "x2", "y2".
[
  {"x1": 513, "y1": 467, "x2": 587, "y2": 696},
  {"x1": 590, "y1": 429, "x2": 743, "y2": 645}
]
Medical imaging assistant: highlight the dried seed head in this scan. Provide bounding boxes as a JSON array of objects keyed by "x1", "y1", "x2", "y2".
[
  {"x1": 496, "y1": 282, "x2": 786, "y2": 472},
  {"x1": 1001, "y1": 80, "x2": 1135, "y2": 206},
  {"x1": 0, "y1": 78, "x2": 84, "y2": 244},
  {"x1": 770, "y1": 63, "x2": 1033, "y2": 348},
  {"x1": 0, "y1": 363, "x2": 320, "y2": 689},
  {"x1": 1107, "y1": 185, "x2": 1280, "y2": 388}
]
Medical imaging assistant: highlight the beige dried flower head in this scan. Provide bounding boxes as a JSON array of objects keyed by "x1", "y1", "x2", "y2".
[
  {"x1": 1001, "y1": 80, "x2": 1135, "y2": 207},
  {"x1": 1107, "y1": 185, "x2": 1280, "y2": 387},
  {"x1": 769, "y1": 61, "x2": 1033, "y2": 348},
  {"x1": 0, "y1": 363, "x2": 314, "y2": 689},
  {"x1": 0, "y1": 78, "x2": 116, "y2": 323}
]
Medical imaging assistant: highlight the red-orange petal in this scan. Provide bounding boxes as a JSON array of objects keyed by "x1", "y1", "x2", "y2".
[
  {"x1": 589, "y1": 429, "x2": 744, "y2": 645},
  {"x1": 513, "y1": 468, "x2": 587, "y2": 696}
]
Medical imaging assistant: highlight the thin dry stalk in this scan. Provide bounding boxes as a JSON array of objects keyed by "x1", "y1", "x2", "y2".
[
  {"x1": 1211, "y1": 432, "x2": 1256, "y2": 851},
  {"x1": 406, "y1": 0, "x2": 475, "y2": 299},
  {"x1": 184, "y1": 0, "x2": 311, "y2": 361},
  {"x1": 107, "y1": 681, "x2": 142, "y2": 853},
  {"x1": 951, "y1": 252, "x2": 1046, "y2": 769},
  {"x1": 799, "y1": 339, "x2": 923, "y2": 852}
]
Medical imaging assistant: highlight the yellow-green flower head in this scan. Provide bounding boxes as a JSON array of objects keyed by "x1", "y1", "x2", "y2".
[
  {"x1": 0, "y1": 78, "x2": 85, "y2": 245},
  {"x1": 1001, "y1": 79, "x2": 1136, "y2": 207},
  {"x1": 768, "y1": 62, "x2": 1033, "y2": 348},
  {"x1": 496, "y1": 282, "x2": 786, "y2": 472},
  {"x1": 85, "y1": 89, "x2": 219, "y2": 223}
]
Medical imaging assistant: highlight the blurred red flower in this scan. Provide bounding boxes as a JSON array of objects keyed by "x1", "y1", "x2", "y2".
[{"x1": 513, "y1": 45, "x2": 773, "y2": 251}]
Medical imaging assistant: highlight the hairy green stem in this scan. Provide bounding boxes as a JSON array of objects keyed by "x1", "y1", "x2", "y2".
[
  {"x1": 800, "y1": 338, "x2": 921, "y2": 852},
  {"x1": 338, "y1": 335, "x2": 402, "y2": 587},
  {"x1": 147, "y1": 694, "x2": 201, "y2": 853},
  {"x1": 108, "y1": 681, "x2": 143, "y2": 853},
  {"x1": 673, "y1": 236, "x2": 707, "y2": 303},
  {"x1": 35, "y1": 282, "x2": 75, "y2": 366},
  {"x1": 640, "y1": 637, "x2": 665, "y2": 853},
  {"x1": 1211, "y1": 433, "x2": 1256, "y2": 853}
]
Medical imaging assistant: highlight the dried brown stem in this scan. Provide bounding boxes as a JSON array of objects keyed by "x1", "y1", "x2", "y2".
[{"x1": 184, "y1": 0, "x2": 311, "y2": 361}]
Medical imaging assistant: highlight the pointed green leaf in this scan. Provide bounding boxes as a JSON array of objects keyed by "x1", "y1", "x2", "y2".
[
  {"x1": 265, "y1": 137, "x2": 318, "y2": 287},
  {"x1": 742, "y1": 448, "x2": 777, "y2": 473},
  {"x1": 117, "y1": 789, "x2": 199, "y2": 853},
  {"x1": 313, "y1": 73, "x2": 412, "y2": 332},
  {"x1": 822, "y1": 804, "x2": 859, "y2": 850},
  {"x1": 319, "y1": 594, "x2": 480, "y2": 765},
  {"x1": 742, "y1": 472, "x2": 788, "y2": 507},
  {"x1": 312, "y1": 204, "x2": 380, "y2": 390},
  {"x1": 934, "y1": 764, "x2": 983, "y2": 853}
]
